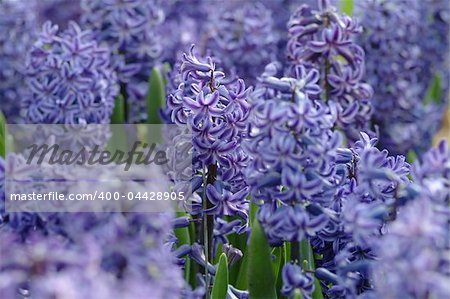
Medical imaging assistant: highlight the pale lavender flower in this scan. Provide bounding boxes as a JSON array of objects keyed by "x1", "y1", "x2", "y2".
[
  {"x1": 206, "y1": 2, "x2": 278, "y2": 82},
  {"x1": 81, "y1": 0, "x2": 165, "y2": 122},
  {"x1": 23, "y1": 21, "x2": 118, "y2": 124},
  {"x1": 370, "y1": 198, "x2": 450, "y2": 299},
  {"x1": 0, "y1": 0, "x2": 38, "y2": 123},
  {"x1": 356, "y1": 0, "x2": 449, "y2": 155}
]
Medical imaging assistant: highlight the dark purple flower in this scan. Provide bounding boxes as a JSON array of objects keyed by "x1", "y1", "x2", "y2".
[
  {"x1": 287, "y1": 0, "x2": 374, "y2": 141},
  {"x1": 281, "y1": 263, "x2": 315, "y2": 298},
  {"x1": 205, "y1": 185, "x2": 249, "y2": 217}
]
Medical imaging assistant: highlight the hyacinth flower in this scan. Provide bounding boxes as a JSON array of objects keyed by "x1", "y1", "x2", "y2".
[
  {"x1": 159, "y1": 0, "x2": 208, "y2": 65},
  {"x1": 368, "y1": 197, "x2": 449, "y2": 299},
  {"x1": 287, "y1": 0, "x2": 374, "y2": 142},
  {"x1": 81, "y1": 0, "x2": 165, "y2": 122},
  {"x1": 0, "y1": 0, "x2": 38, "y2": 123},
  {"x1": 0, "y1": 152, "x2": 185, "y2": 298},
  {"x1": 363, "y1": 141, "x2": 450, "y2": 299},
  {"x1": 0, "y1": 212, "x2": 184, "y2": 298},
  {"x1": 165, "y1": 45, "x2": 251, "y2": 293},
  {"x1": 205, "y1": 2, "x2": 278, "y2": 83},
  {"x1": 309, "y1": 132, "x2": 411, "y2": 297},
  {"x1": 411, "y1": 140, "x2": 449, "y2": 204},
  {"x1": 34, "y1": 0, "x2": 82, "y2": 30},
  {"x1": 245, "y1": 61, "x2": 342, "y2": 246},
  {"x1": 281, "y1": 263, "x2": 315, "y2": 298},
  {"x1": 22, "y1": 21, "x2": 118, "y2": 124},
  {"x1": 356, "y1": 0, "x2": 449, "y2": 155}
]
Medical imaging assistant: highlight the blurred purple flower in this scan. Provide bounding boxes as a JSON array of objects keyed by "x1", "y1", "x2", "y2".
[
  {"x1": 356, "y1": 0, "x2": 449, "y2": 155},
  {"x1": 281, "y1": 263, "x2": 315, "y2": 298},
  {"x1": 23, "y1": 21, "x2": 118, "y2": 124},
  {"x1": 0, "y1": 0, "x2": 38, "y2": 123}
]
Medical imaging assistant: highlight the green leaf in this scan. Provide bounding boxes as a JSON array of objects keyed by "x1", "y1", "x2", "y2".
[
  {"x1": 0, "y1": 111, "x2": 5, "y2": 138},
  {"x1": 312, "y1": 277, "x2": 324, "y2": 299},
  {"x1": 188, "y1": 217, "x2": 198, "y2": 287},
  {"x1": 235, "y1": 248, "x2": 249, "y2": 290},
  {"x1": 0, "y1": 112, "x2": 6, "y2": 158},
  {"x1": 341, "y1": 0, "x2": 354, "y2": 16},
  {"x1": 276, "y1": 245, "x2": 287, "y2": 299},
  {"x1": 175, "y1": 211, "x2": 191, "y2": 282},
  {"x1": 299, "y1": 240, "x2": 314, "y2": 270},
  {"x1": 248, "y1": 217, "x2": 277, "y2": 299},
  {"x1": 407, "y1": 149, "x2": 417, "y2": 164},
  {"x1": 147, "y1": 67, "x2": 166, "y2": 124},
  {"x1": 423, "y1": 74, "x2": 442, "y2": 105},
  {"x1": 271, "y1": 247, "x2": 283, "y2": 282},
  {"x1": 284, "y1": 242, "x2": 291, "y2": 266},
  {"x1": 298, "y1": 240, "x2": 324, "y2": 299},
  {"x1": 235, "y1": 200, "x2": 259, "y2": 289},
  {"x1": 111, "y1": 94, "x2": 126, "y2": 124},
  {"x1": 228, "y1": 231, "x2": 247, "y2": 285},
  {"x1": 211, "y1": 253, "x2": 229, "y2": 299}
]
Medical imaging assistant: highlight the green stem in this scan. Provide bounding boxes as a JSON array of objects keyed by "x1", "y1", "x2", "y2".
[
  {"x1": 202, "y1": 165, "x2": 211, "y2": 299},
  {"x1": 291, "y1": 240, "x2": 300, "y2": 264},
  {"x1": 120, "y1": 83, "x2": 129, "y2": 123},
  {"x1": 324, "y1": 58, "x2": 331, "y2": 102},
  {"x1": 202, "y1": 163, "x2": 217, "y2": 298}
]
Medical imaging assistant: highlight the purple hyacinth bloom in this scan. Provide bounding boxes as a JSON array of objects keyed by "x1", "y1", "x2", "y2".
[
  {"x1": 23, "y1": 21, "x2": 118, "y2": 124},
  {"x1": 35, "y1": 0, "x2": 82, "y2": 30},
  {"x1": 81, "y1": 0, "x2": 165, "y2": 122},
  {"x1": 370, "y1": 198, "x2": 449, "y2": 299},
  {"x1": 308, "y1": 25, "x2": 352, "y2": 57},
  {"x1": 166, "y1": 45, "x2": 251, "y2": 265},
  {"x1": 287, "y1": 0, "x2": 374, "y2": 141},
  {"x1": 244, "y1": 60, "x2": 344, "y2": 245},
  {"x1": 281, "y1": 263, "x2": 315, "y2": 298},
  {"x1": 206, "y1": 2, "x2": 278, "y2": 83},
  {"x1": 168, "y1": 45, "x2": 250, "y2": 193},
  {"x1": 311, "y1": 132, "x2": 412, "y2": 297},
  {"x1": 259, "y1": 204, "x2": 329, "y2": 246},
  {"x1": 412, "y1": 140, "x2": 450, "y2": 204},
  {"x1": 0, "y1": 0, "x2": 38, "y2": 123},
  {"x1": 222, "y1": 243, "x2": 243, "y2": 266},
  {"x1": 205, "y1": 184, "x2": 249, "y2": 217},
  {"x1": 356, "y1": 0, "x2": 449, "y2": 155}
]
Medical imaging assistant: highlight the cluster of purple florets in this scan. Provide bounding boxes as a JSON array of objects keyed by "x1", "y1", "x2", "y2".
[
  {"x1": 0, "y1": 0, "x2": 448, "y2": 298},
  {"x1": 357, "y1": 0, "x2": 449, "y2": 155}
]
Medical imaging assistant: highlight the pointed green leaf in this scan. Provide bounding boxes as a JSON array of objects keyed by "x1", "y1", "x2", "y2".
[
  {"x1": 0, "y1": 111, "x2": 5, "y2": 138},
  {"x1": 284, "y1": 242, "x2": 291, "y2": 266},
  {"x1": 271, "y1": 247, "x2": 283, "y2": 281},
  {"x1": 229, "y1": 232, "x2": 247, "y2": 285},
  {"x1": 235, "y1": 200, "x2": 259, "y2": 289},
  {"x1": 298, "y1": 240, "x2": 324, "y2": 299},
  {"x1": 0, "y1": 112, "x2": 6, "y2": 158},
  {"x1": 341, "y1": 0, "x2": 354, "y2": 16},
  {"x1": 407, "y1": 149, "x2": 417, "y2": 164},
  {"x1": 147, "y1": 67, "x2": 166, "y2": 124},
  {"x1": 424, "y1": 74, "x2": 442, "y2": 105},
  {"x1": 248, "y1": 218, "x2": 277, "y2": 299},
  {"x1": 211, "y1": 253, "x2": 229, "y2": 299},
  {"x1": 276, "y1": 245, "x2": 287, "y2": 299},
  {"x1": 175, "y1": 211, "x2": 192, "y2": 282},
  {"x1": 111, "y1": 94, "x2": 125, "y2": 124}
]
